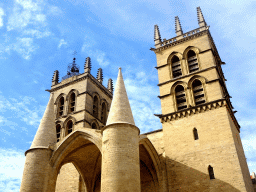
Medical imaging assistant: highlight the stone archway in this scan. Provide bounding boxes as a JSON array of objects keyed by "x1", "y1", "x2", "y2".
[
  {"x1": 139, "y1": 137, "x2": 162, "y2": 192},
  {"x1": 47, "y1": 130, "x2": 102, "y2": 192}
]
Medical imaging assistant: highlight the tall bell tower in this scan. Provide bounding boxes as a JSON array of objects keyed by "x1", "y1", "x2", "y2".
[{"x1": 152, "y1": 7, "x2": 254, "y2": 192}]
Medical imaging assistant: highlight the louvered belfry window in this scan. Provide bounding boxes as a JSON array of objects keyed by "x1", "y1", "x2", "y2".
[
  {"x1": 93, "y1": 96, "x2": 99, "y2": 118},
  {"x1": 101, "y1": 102, "x2": 107, "y2": 124},
  {"x1": 171, "y1": 56, "x2": 182, "y2": 78},
  {"x1": 187, "y1": 50, "x2": 199, "y2": 73},
  {"x1": 175, "y1": 85, "x2": 187, "y2": 110},
  {"x1": 56, "y1": 124, "x2": 61, "y2": 142},
  {"x1": 69, "y1": 92, "x2": 76, "y2": 113},
  {"x1": 67, "y1": 120, "x2": 73, "y2": 135},
  {"x1": 192, "y1": 80, "x2": 205, "y2": 105},
  {"x1": 58, "y1": 97, "x2": 64, "y2": 117}
]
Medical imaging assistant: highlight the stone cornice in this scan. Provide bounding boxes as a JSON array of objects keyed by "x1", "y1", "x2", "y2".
[
  {"x1": 151, "y1": 28, "x2": 209, "y2": 53},
  {"x1": 157, "y1": 66, "x2": 216, "y2": 86},
  {"x1": 155, "y1": 99, "x2": 240, "y2": 132},
  {"x1": 47, "y1": 73, "x2": 113, "y2": 99}
]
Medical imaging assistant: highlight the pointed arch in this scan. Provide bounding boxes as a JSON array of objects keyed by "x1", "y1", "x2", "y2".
[
  {"x1": 208, "y1": 165, "x2": 215, "y2": 179},
  {"x1": 193, "y1": 128, "x2": 199, "y2": 140},
  {"x1": 167, "y1": 52, "x2": 183, "y2": 79},
  {"x1": 92, "y1": 92, "x2": 100, "y2": 119},
  {"x1": 63, "y1": 116, "x2": 77, "y2": 136},
  {"x1": 183, "y1": 46, "x2": 201, "y2": 73},
  {"x1": 55, "y1": 93, "x2": 66, "y2": 118},
  {"x1": 66, "y1": 89, "x2": 79, "y2": 114},
  {"x1": 170, "y1": 81, "x2": 188, "y2": 111},
  {"x1": 91, "y1": 119, "x2": 100, "y2": 130},
  {"x1": 101, "y1": 101, "x2": 107, "y2": 124}
]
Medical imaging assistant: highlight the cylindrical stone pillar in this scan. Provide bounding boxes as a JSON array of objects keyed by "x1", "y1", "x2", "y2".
[
  {"x1": 101, "y1": 123, "x2": 141, "y2": 192},
  {"x1": 20, "y1": 148, "x2": 52, "y2": 192}
]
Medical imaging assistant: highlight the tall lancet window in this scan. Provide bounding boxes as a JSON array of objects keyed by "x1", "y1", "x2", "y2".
[
  {"x1": 67, "y1": 120, "x2": 73, "y2": 135},
  {"x1": 208, "y1": 165, "x2": 215, "y2": 179},
  {"x1": 58, "y1": 97, "x2": 65, "y2": 117},
  {"x1": 56, "y1": 124, "x2": 61, "y2": 142},
  {"x1": 101, "y1": 102, "x2": 107, "y2": 124},
  {"x1": 68, "y1": 92, "x2": 76, "y2": 113},
  {"x1": 93, "y1": 96, "x2": 99, "y2": 118},
  {"x1": 171, "y1": 56, "x2": 182, "y2": 78},
  {"x1": 187, "y1": 50, "x2": 199, "y2": 73},
  {"x1": 192, "y1": 80, "x2": 205, "y2": 105},
  {"x1": 175, "y1": 85, "x2": 187, "y2": 110},
  {"x1": 193, "y1": 128, "x2": 199, "y2": 140}
]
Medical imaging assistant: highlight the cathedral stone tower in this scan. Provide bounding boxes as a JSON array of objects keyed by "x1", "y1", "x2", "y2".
[{"x1": 152, "y1": 7, "x2": 254, "y2": 191}]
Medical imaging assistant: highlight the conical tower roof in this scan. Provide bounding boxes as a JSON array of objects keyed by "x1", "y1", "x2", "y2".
[
  {"x1": 30, "y1": 93, "x2": 56, "y2": 148},
  {"x1": 106, "y1": 68, "x2": 135, "y2": 126}
]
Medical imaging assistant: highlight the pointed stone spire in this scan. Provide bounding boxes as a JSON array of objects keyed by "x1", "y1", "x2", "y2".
[
  {"x1": 197, "y1": 7, "x2": 207, "y2": 28},
  {"x1": 106, "y1": 68, "x2": 135, "y2": 126},
  {"x1": 52, "y1": 70, "x2": 59, "y2": 86},
  {"x1": 84, "y1": 57, "x2": 91, "y2": 73},
  {"x1": 30, "y1": 93, "x2": 56, "y2": 148},
  {"x1": 107, "y1": 78, "x2": 114, "y2": 93},
  {"x1": 97, "y1": 68, "x2": 103, "y2": 84},
  {"x1": 154, "y1": 25, "x2": 162, "y2": 48},
  {"x1": 175, "y1": 16, "x2": 183, "y2": 36}
]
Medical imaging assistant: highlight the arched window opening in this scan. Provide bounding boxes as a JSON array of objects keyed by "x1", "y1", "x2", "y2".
[
  {"x1": 171, "y1": 56, "x2": 182, "y2": 78},
  {"x1": 187, "y1": 50, "x2": 199, "y2": 73},
  {"x1": 68, "y1": 92, "x2": 76, "y2": 113},
  {"x1": 67, "y1": 120, "x2": 73, "y2": 135},
  {"x1": 175, "y1": 85, "x2": 187, "y2": 110},
  {"x1": 58, "y1": 97, "x2": 65, "y2": 117},
  {"x1": 208, "y1": 165, "x2": 215, "y2": 179},
  {"x1": 93, "y1": 96, "x2": 99, "y2": 118},
  {"x1": 56, "y1": 124, "x2": 61, "y2": 142},
  {"x1": 92, "y1": 123, "x2": 97, "y2": 129},
  {"x1": 101, "y1": 102, "x2": 107, "y2": 124},
  {"x1": 192, "y1": 79, "x2": 205, "y2": 105},
  {"x1": 193, "y1": 128, "x2": 199, "y2": 140}
]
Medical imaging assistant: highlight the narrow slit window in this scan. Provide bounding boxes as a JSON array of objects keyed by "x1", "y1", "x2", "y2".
[
  {"x1": 69, "y1": 92, "x2": 76, "y2": 113},
  {"x1": 58, "y1": 97, "x2": 64, "y2": 117},
  {"x1": 171, "y1": 56, "x2": 182, "y2": 78},
  {"x1": 192, "y1": 80, "x2": 205, "y2": 105},
  {"x1": 208, "y1": 165, "x2": 215, "y2": 179},
  {"x1": 93, "y1": 96, "x2": 99, "y2": 118},
  {"x1": 67, "y1": 120, "x2": 73, "y2": 135},
  {"x1": 193, "y1": 128, "x2": 199, "y2": 140},
  {"x1": 187, "y1": 50, "x2": 199, "y2": 73},
  {"x1": 175, "y1": 85, "x2": 187, "y2": 110},
  {"x1": 56, "y1": 124, "x2": 61, "y2": 142},
  {"x1": 101, "y1": 103, "x2": 106, "y2": 124}
]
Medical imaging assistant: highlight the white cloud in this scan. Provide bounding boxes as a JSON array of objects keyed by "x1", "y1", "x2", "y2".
[
  {"x1": 0, "y1": 148, "x2": 25, "y2": 192},
  {"x1": 12, "y1": 37, "x2": 38, "y2": 60},
  {"x1": 22, "y1": 29, "x2": 51, "y2": 39},
  {"x1": 0, "y1": 7, "x2": 5, "y2": 28},
  {"x1": 58, "y1": 39, "x2": 68, "y2": 48}
]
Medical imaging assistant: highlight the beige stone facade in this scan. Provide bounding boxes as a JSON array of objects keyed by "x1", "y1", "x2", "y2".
[{"x1": 20, "y1": 7, "x2": 255, "y2": 192}]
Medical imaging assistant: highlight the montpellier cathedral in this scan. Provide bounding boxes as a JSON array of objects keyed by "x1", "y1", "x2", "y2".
[{"x1": 20, "y1": 7, "x2": 256, "y2": 192}]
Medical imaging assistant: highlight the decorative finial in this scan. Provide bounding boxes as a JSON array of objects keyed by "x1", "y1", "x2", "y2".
[
  {"x1": 154, "y1": 25, "x2": 162, "y2": 48},
  {"x1": 108, "y1": 78, "x2": 114, "y2": 93},
  {"x1": 84, "y1": 57, "x2": 91, "y2": 73},
  {"x1": 175, "y1": 16, "x2": 183, "y2": 36},
  {"x1": 197, "y1": 7, "x2": 207, "y2": 28},
  {"x1": 97, "y1": 68, "x2": 103, "y2": 84},
  {"x1": 52, "y1": 70, "x2": 59, "y2": 86}
]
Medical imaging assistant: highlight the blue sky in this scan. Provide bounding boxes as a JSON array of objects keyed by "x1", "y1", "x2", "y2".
[{"x1": 0, "y1": 0, "x2": 256, "y2": 191}]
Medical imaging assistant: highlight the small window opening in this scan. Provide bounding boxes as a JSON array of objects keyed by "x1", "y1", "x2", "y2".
[
  {"x1": 58, "y1": 97, "x2": 64, "y2": 117},
  {"x1": 92, "y1": 123, "x2": 97, "y2": 129},
  {"x1": 208, "y1": 165, "x2": 215, "y2": 179},
  {"x1": 56, "y1": 124, "x2": 61, "y2": 142},
  {"x1": 193, "y1": 128, "x2": 199, "y2": 140},
  {"x1": 101, "y1": 103, "x2": 106, "y2": 124},
  {"x1": 175, "y1": 85, "x2": 187, "y2": 110},
  {"x1": 187, "y1": 50, "x2": 199, "y2": 73},
  {"x1": 93, "y1": 96, "x2": 99, "y2": 118},
  {"x1": 192, "y1": 80, "x2": 205, "y2": 105},
  {"x1": 171, "y1": 56, "x2": 182, "y2": 78},
  {"x1": 67, "y1": 120, "x2": 73, "y2": 135},
  {"x1": 69, "y1": 92, "x2": 76, "y2": 113}
]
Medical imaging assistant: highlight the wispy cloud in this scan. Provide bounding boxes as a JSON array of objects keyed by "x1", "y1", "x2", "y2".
[
  {"x1": 58, "y1": 39, "x2": 67, "y2": 48},
  {"x1": 0, "y1": 148, "x2": 25, "y2": 192},
  {"x1": 0, "y1": 7, "x2": 5, "y2": 28}
]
